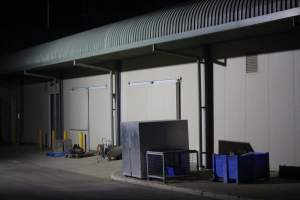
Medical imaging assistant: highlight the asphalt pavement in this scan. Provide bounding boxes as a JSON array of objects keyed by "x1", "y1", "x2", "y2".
[{"x1": 0, "y1": 145, "x2": 212, "y2": 200}]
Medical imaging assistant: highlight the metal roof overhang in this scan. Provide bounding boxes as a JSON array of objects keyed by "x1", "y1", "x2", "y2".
[{"x1": 1, "y1": 0, "x2": 300, "y2": 79}]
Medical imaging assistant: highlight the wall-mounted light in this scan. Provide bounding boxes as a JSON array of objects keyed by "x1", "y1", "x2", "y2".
[
  {"x1": 71, "y1": 84, "x2": 107, "y2": 91},
  {"x1": 89, "y1": 85, "x2": 107, "y2": 90},
  {"x1": 128, "y1": 79, "x2": 179, "y2": 87},
  {"x1": 71, "y1": 87, "x2": 88, "y2": 91},
  {"x1": 128, "y1": 81, "x2": 152, "y2": 86},
  {"x1": 153, "y1": 79, "x2": 177, "y2": 85}
]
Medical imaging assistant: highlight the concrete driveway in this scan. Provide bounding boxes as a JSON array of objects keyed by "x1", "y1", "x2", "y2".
[{"x1": 0, "y1": 145, "x2": 212, "y2": 200}]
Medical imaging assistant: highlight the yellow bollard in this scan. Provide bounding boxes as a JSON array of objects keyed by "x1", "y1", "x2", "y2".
[
  {"x1": 63, "y1": 130, "x2": 69, "y2": 140},
  {"x1": 11, "y1": 128, "x2": 16, "y2": 145},
  {"x1": 51, "y1": 129, "x2": 56, "y2": 149},
  {"x1": 38, "y1": 129, "x2": 43, "y2": 149},
  {"x1": 79, "y1": 132, "x2": 84, "y2": 149}
]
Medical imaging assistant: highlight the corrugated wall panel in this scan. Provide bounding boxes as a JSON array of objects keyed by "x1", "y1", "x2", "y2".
[
  {"x1": 294, "y1": 50, "x2": 300, "y2": 166},
  {"x1": 214, "y1": 49, "x2": 300, "y2": 170}
]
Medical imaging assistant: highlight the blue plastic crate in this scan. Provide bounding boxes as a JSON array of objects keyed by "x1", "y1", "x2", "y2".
[
  {"x1": 227, "y1": 155, "x2": 253, "y2": 183},
  {"x1": 212, "y1": 154, "x2": 227, "y2": 182},
  {"x1": 166, "y1": 166, "x2": 187, "y2": 177},
  {"x1": 166, "y1": 167, "x2": 175, "y2": 176},
  {"x1": 213, "y1": 152, "x2": 270, "y2": 184}
]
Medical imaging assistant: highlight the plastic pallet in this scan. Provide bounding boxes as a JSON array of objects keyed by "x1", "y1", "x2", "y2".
[{"x1": 46, "y1": 152, "x2": 66, "y2": 157}]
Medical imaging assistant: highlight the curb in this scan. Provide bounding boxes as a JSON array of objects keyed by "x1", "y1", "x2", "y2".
[{"x1": 111, "y1": 171, "x2": 260, "y2": 200}]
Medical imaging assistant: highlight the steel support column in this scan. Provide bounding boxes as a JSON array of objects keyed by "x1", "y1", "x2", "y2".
[
  {"x1": 204, "y1": 47, "x2": 214, "y2": 169},
  {"x1": 59, "y1": 79, "x2": 64, "y2": 139},
  {"x1": 197, "y1": 60, "x2": 204, "y2": 169},
  {"x1": 115, "y1": 64, "x2": 121, "y2": 146}
]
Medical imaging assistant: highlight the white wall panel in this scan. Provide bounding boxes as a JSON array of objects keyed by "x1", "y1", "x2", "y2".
[
  {"x1": 213, "y1": 63, "x2": 226, "y2": 153},
  {"x1": 214, "y1": 49, "x2": 300, "y2": 170},
  {"x1": 245, "y1": 55, "x2": 269, "y2": 153},
  {"x1": 121, "y1": 63, "x2": 199, "y2": 150},
  {"x1": 125, "y1": 84, "x2": 177, "y2": 121},
  {"x1": 269, "y1": 52, "x2": 295, "y2": 167},
  {"x1": 89, "y1": 87, "x2": 111, "y2": 149},
  {"x1": 64, "y1": 75, "x2": 111, "y2": 150},
  {"x1": 294, "y1": 50, "x2": 300, "y2": 165},
  {"x1": 68, "y1": 89, "x2": 88, "y2": 130},
  {"x1": 224, "y1": 57, "x2": 246, "y2": 142},
  {"x1": 126, "y1": 84, "x2": 150, "y2": 121},
  {"x1": 147, "y1": 84, "x2": 177, "y2": 120}
]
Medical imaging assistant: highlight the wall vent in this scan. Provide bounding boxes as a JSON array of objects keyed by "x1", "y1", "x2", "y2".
[{"x1": 246, "y1": 55, "x2": 258, "y2": 73}]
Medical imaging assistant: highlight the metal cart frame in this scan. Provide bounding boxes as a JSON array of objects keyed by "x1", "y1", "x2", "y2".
[{"x1": 146, "y1": 149, "x2": 199, "y2": 183}]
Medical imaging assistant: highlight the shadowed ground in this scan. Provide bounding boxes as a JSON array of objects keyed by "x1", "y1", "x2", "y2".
[{"x1": 0, "y1": 145, "x2": 210, "y2": 200}]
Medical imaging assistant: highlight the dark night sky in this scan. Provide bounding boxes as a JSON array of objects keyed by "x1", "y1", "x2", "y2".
[{"x1": 0, "y1": 0, "x2": 191, "y2": 56}]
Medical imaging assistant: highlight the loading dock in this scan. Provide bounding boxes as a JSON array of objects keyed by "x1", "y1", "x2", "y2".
[{"x1": 0, "y1": 0, "x2": 300, "y2": 170}]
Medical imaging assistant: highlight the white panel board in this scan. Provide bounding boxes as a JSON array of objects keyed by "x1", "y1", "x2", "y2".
[
  {"x1": 121, "y1": 63, "x2": 199, "y2": 151},
  {"x1": 224, "y1": 57, "x2": 246, "y2": 142},
  {"x1": 213, "y1": 50, "x2": 300, "y2": 170},
  {"x1": 245, "y1": 54, "x2": 269, "y2": 153},
  {"x1": 126, "y1": 83, "x2": 177, "y2": 121},
  {"x1": 147, "y1": 84, "x2": 177, "y2": 120},
  {"x1": 126, "y1": 84, "x2": 149, "y2": 121},
  {"x1": 69, "y1": 89, "x2": 88, "y2": 130},
  {"x1": 63, "y1": 74, "x2": 112, "y2": 149},
  {"x1": 89, "y1": 87, "x2": 111, "y2": 150},
  {"x1": 269, "y1": 51, "x2": 295, "y2": 167},
  {"x1": 294, "y1": 50, "x2": 300, "y2": 166},
  {"x1": 213, "y1": 63, "x2": 226, "y2": 153}
]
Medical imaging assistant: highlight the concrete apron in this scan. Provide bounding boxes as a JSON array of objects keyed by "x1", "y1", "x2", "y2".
[{"x1": 111, "y1": 171, "x2": 259, "y2": 200}]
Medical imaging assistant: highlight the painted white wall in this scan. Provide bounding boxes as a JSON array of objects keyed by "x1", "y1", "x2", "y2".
[
  {"x1": 63, "y1": 75, "x2": 112, "y2": 150},
  {"x1": 121, "y1": 63, "x2": 199, "y2": 151},
  {"x1": 21, "y1": 49, "x2": 300, "y2": 171},
  {"x1": 214, "y1": 49, "x2": 300, "y2": 170},
  {"x1": 295, "y1": 50, "x2": 300, "y2": 166},
  {"x1": 23, "y1": 83, "x2": 49, "y2": 143}
]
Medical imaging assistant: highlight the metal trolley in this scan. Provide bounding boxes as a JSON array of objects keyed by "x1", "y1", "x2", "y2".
[{"x1": 146, "y1": 149, "x2": 199, "y2": 183}]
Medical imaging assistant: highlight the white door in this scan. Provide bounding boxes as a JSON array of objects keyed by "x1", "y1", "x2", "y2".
[
  {"x1": 68, "y1": 89, "x2": 88, "y2": 149},
  {"x1": 89, "y1": 86, "x2": 111, "y2": 150}
]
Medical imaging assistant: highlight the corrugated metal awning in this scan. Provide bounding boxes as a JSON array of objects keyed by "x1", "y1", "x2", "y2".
[{"x1": 0, "y1": 0, "x2": 300, "y2": 75}]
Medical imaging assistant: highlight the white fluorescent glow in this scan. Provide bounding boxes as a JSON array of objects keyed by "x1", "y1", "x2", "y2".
[
  {"x1": 89, "y1": 84, "x2": 107, "y2": 90},
  {"x1": 71, "y1": 84, "x2": 107, "y2": 91},
  {"x1": 153, "y1": 79, "x2": 177, "y2": 85},
  {"x1": 128, "y1": 81, "x2": 152, "y2": 86},
  {"x1": 71, "y1": 87, "x2": 88, "y2": 91},
  {"x1": 129, "y1": 79, "x2": 178, "y2": 87}
]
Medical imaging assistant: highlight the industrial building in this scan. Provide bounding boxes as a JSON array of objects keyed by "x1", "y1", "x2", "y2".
[{"x1": 0, "y1": 0, "x2": 300, "y2": 173}]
